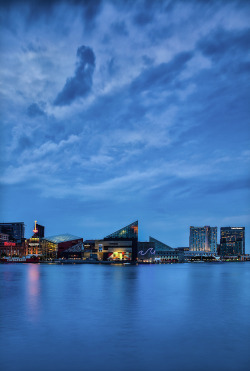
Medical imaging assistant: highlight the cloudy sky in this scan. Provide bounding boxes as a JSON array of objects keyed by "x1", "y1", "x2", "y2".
[{"x1": 0, "y1": 0, "x2": 249, "y2": 249}]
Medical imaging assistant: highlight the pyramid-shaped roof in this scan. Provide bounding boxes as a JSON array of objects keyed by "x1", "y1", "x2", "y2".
[
  {"x1": 149, "y1": 236, "x2": 174, "y2": 251},
  {"x1": 105, "y1": 221, "x2": 138, "y2": 240}
]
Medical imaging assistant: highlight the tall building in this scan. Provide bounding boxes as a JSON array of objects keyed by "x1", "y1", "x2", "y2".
[
  {"x1": 220, "y1": 227, "x2": 245, "y2": 256},
  {"x1": 0, "y1": 222, "x2": 25, "y2": 243},
  {"x1": 189, "y1": 226, "x2": 217, "y2": 254}
]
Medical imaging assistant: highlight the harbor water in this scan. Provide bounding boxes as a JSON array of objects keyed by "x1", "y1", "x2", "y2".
[{"x1": 0, "y1": 262, "x2": 250, "y2": 371}]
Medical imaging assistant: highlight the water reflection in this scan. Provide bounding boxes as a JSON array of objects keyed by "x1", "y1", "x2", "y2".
[
  {"x1": 26, "y1": 264, "x2": 41, "y2": 321},
  {"x1": 0, "y1": 263, "x2": 250, "y2": 371}
]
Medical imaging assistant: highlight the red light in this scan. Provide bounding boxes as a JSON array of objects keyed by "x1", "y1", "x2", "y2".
[
  {"x1": 4, "y1": 242, "x2": 16, "y2": 246},
  {"x1": 33, "y1": 229, "x2": 38, "y2": 234}
]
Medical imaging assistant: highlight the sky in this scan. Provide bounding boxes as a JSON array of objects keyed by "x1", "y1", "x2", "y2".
[{"x1": 0, "y1": 0, "x2": 250, "y2": 250}]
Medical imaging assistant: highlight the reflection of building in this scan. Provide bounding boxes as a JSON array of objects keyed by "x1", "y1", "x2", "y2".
[
  {"x1": 42, "y1": 234, "x2": 83, "y2": 259},
  {"x1": 0, "y1": 222, "x2": 25, "y2": 243},
  {"x1": 220, "y1": 227, "x2": 245, "y2": 256},
  {"x1": 96, "y1": 221, "x2": 138, "y2": 261},
  {"x1": 149, "y1": 236, "x2": 184, "y2": 262},
  {"x1": 189, "y1": 226, "x2": 217, "y2": 254}
]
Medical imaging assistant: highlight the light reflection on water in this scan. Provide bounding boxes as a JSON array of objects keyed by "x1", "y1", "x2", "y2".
[
  {"x1": 27, "y1": 264, "x2": 40, "y2": 322},
  {"x1": 0, "y1": 263, "x2": 250, "y2": 371}
]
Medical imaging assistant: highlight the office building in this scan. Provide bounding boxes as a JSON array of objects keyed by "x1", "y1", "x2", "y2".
[
  {"x1": 220, "y1": 227, "x2": 245, "y2": 256},
  {"x1": 189, "y1": 226, "x2": 217, "y2": 254},
  {"x1": 0, "y1": 222, "x2": 25, "y2": 243}
]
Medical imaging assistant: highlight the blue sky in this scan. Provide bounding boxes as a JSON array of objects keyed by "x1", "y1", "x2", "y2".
[{"x1": 0, "y1": 0, "x2": 249, "y2": 250}]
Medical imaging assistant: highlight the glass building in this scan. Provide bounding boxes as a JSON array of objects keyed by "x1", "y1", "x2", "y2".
[
  {"x1": 189, "y1": 226, "x2": 217, "y2": 254},
  {"x1": 0, "y1": 222, "x2": 25, "y2": 243},
  {"x1": 96, "y1": 221, "x2": 138, "y2": 261},
  {"x1": 220, "y1": 227, "x2": 245, "y2": 256},
  {"x1": 42, "y1": 234, "x2": 83, "y2": 259},
  {"x1": 104, "y1": 220, "x2": 138, "y2": 240}
]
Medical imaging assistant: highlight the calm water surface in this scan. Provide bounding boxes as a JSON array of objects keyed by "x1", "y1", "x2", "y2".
[{"x1": 0, "y1": 262, "x2": 250, "y2": 371}]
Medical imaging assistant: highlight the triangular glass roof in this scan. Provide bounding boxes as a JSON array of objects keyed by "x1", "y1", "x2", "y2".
[
  {"x1": 149, "y1": 236, "x2": 174, "y2": 251},
  {"x1": 105, "y1": 221, "x2": 138, "y2": 240}
]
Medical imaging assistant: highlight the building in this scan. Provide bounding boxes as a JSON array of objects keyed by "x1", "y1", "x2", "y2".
[
  {"x1": 41, "y1": 234, "x2": 83, "y2": 259},
  {"x1": 137, "y1": 242, "x2": 155, "y2": 262},
  {"x1": 95, "y1": 221, "x2": 138, "y2": 261},
  {"x1": 25, "y1": 220, "x2": 45, "y2": 256},
  {"x1": 60, "y1": 242, "x2": 84, "y2": 259},
  {"x1": 0, "y1": 222, "x2": 25, "y2": 243},
  {"x1": 149, "y1": 237, "x2": 184, "y2": 262},
  {"x1": 220, "y1": 227, "x2": 245, "y2": 256},
  {"x1": 32, "y1": 221, "x2": 45, "y2": 238},
  {"x1": 82, "y1": 240, "x2": 97, "y2": 259},
  {"x1": 189, "y1": 226, "x2": 217, "y2": 255},
  {"x1": 0, "y1": 232, "x2": 25, "y2": 257}
]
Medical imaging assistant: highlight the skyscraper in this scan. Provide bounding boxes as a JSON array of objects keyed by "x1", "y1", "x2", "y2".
[
  {"x1": 189, "y1": 226, "x2": 217, "y2": 254},
  {"x1": 220, "y1": 227, "x2": 245, "y2": 256}
]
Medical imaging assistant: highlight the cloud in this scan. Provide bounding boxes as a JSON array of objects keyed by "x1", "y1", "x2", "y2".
[
  {"x1": 198, "y1": 27, "x2": 250, "y2": 62},
  {"x1": 27, "y1": 103, "x2": 45, "y2": 117},
  {"x1": 130, "y1": 51, "x2": 193, "y2": 94},
  {"x1": 54, "y1": 45, "x2": 95, "y2": 106}
]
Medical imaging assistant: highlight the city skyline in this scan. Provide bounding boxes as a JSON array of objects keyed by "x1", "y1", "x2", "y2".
[{"x1": 1, "y1": 0, "x2": 250, "y2": 250}]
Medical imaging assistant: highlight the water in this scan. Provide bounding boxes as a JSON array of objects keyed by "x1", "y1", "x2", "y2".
[{"x1": 0, "y1": 263, "x2": 250, "y2": 371}]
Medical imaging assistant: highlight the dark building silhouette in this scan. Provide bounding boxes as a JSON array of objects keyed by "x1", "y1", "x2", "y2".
[
  {"x1": 220, "y1": 227, "x2": 245, "y2": 256},
  {"x1": 0, "y1": 222, "x2": 25, "y2": 243}
]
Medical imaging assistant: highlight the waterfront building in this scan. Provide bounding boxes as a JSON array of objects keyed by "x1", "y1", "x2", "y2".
[
  {"x1": 189, "y1": 226, "x2": 217, "y2": 254},
  {"x1": 96, "y1": 221, "x2": 138, "y2": 261},
  {"x1": 25, "y1": 220, "x2": 45, "y2": 256},
  {"x1": 33, "y1": 221, "x2": 45, "y2": 238},
  {"x1": 220, "y1": 227, "x2": 245, "y2": 256},
  {"x1": 60, "y1": 242, "x2": 84, "y2": 259},
  {"x1": 0, "y1": 222, "x2": 25, "y2": 243},
  {"x1": 0, "y1": 232, "x2": 25, "y2": 257},
  {"x1": 0, "y1": 233, "x2": 9, "y2": 242},
  {"x1": 137, "y1": 242, "x2": 155, "y2": 262},
  {"x1": 82, "y1": 240, "x2": 97, "y2": 259},
  {"x1": 149, "y1": 237, "x2": 184, "y2": 262},
  {"x1": 42, "y1": 234, "x2": 83, "y2": 259}
]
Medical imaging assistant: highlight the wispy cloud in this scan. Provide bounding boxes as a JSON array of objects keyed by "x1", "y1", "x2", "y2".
[{"x1": 1, "y1": 0, "x2": 249, "y2": 246}]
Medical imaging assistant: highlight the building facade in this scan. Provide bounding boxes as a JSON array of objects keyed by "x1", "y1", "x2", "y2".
[
  {"x1": 96, "y1": 221, "x2": 138, "y2": 261},
  {"x1": 42, "y1": 234, "x2": 83, "y2": 259},
  {"x1": 0, "y1": 222, "x2": 25, "y2": 243},
  {"x1": 137, "y1": 242, "x2": 155, "y2": 262},
  {"x1": 148, "y1": 237, "x2": 184, "y2": 262},
  {"x1": 189, "y1": 226, "x2": 217, "y2": 254},
  {"x1": 220, "y1": 227, "x2": 245, "y2": 256}
]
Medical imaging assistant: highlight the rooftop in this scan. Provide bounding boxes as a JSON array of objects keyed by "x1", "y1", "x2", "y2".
[{"x1": 43, "y1": 234, "x2": 82, "y2": 244}]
